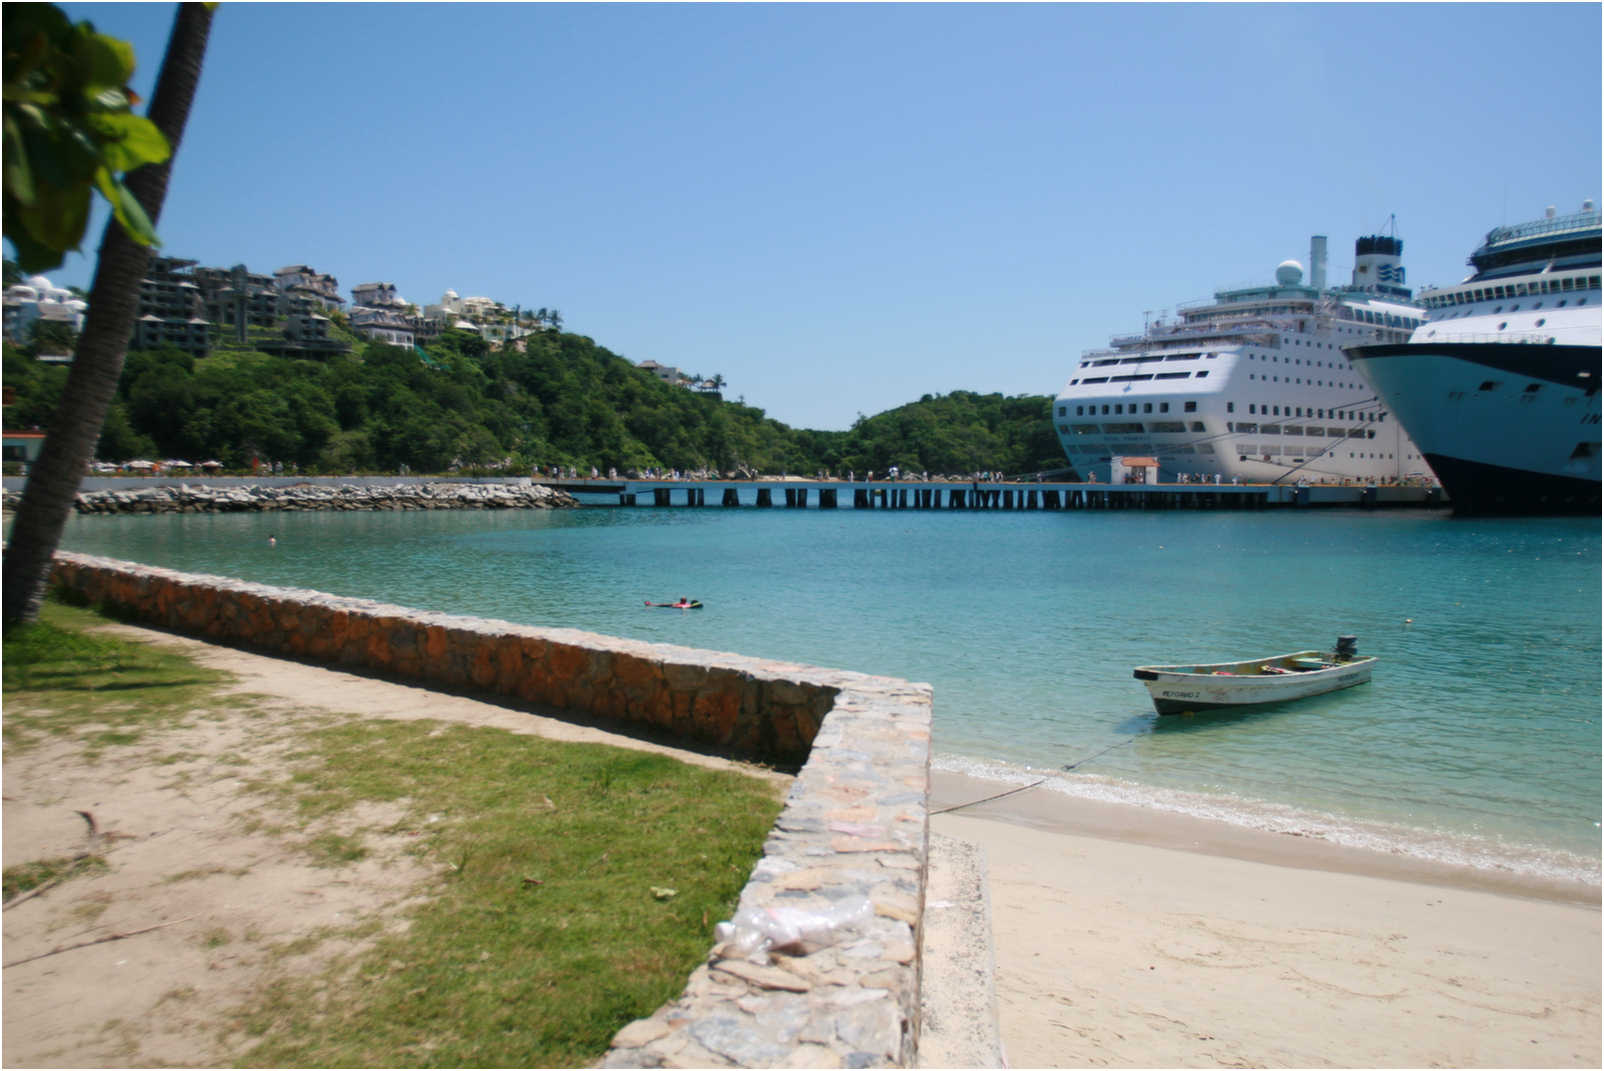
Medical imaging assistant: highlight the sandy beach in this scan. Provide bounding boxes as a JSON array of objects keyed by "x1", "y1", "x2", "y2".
[
  {"x1": 5, "y1": 622, "x2": 1597, "y2": 1067},
  {"x1": 932, "y1": 770, "x2": 1600, "y2": 1068}
]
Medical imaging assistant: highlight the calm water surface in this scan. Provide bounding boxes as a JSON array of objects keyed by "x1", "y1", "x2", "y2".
[{"x1": 55, "y1": 504, "x2": 1601, "y2": 883}]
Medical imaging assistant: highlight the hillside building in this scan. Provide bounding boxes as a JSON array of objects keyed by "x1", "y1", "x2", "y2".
[
  {"x1": 132, "y1": 257, "x2": 211, "y2": 356},
  {"x1": 275, "y1": 265, "x2": 344, "y2": 313},
  {"x1": 2, "y1": 274, "x2": 87, "y2": 346}
]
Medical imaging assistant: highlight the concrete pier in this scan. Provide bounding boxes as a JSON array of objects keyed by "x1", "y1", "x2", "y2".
[{"x1": 605, "y1": 480, "x2": 1444, "y2": 512}]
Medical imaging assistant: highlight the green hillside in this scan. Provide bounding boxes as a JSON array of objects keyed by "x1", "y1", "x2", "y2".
[{"x1": 3, "y1": 328, "x2": 1066, "y2": 478}]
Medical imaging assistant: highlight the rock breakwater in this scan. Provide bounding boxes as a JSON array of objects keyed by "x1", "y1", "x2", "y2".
[{"x1": 6, "y1": 481, "x2": 579, "y2": 515}]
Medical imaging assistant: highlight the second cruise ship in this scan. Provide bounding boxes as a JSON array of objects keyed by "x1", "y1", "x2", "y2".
[
  {"x1": 1346, "y1": 204, "x2": 1601, "y2": 515},
  {"x1": 1052, "y1": 233, "x2": 1432, "y2": 485}
]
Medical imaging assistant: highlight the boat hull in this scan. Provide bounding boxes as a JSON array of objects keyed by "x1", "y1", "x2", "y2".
[
  {"x1": 1348, "y1": 341, "x2": 1601, "y2": 516},
  {"x1": 1134, "y1": 651, "x2": 1375, "y2": 716}
]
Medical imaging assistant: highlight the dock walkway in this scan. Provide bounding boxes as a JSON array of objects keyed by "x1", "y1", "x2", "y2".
[{"x1": 589, "y1": 480, "x2": 1445, "y2": 512}]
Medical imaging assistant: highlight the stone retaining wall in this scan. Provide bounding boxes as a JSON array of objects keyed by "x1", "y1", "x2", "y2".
[{"x1": 44, "y1": 551, "x2": 933, "y2": 1067}]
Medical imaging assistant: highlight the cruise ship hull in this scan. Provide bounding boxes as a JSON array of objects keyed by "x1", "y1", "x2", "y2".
[{"x1": 1349, "y1": 342, "x2": 1601, "y2": 515}]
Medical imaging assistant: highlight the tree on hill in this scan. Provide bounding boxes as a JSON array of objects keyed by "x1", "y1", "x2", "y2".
[{"x1": 835, "y1": 391, "x2": 1061, "y2": 476}]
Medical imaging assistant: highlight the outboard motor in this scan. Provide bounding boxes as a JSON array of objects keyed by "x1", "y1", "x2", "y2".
[{"x1": 1335, "y1": 635, "x2": 1358, "y2": 661}]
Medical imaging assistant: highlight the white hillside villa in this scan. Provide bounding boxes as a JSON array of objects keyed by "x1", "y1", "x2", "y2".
[{"x1": 3, "y1": 274, "x2": 87, "y2": 345}]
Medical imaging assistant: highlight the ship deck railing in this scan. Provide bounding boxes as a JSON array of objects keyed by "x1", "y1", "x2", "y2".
[{"x1": 1484, "y1": 210, "x2": 1601, "y2": 246}]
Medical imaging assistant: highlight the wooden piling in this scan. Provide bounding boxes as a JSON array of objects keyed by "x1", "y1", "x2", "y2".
[
  {"x1": 722, "y1": 488, "x2": 740, "y2": 507},
  {"x1": 756, "y1": 487, "x2": 773, "y2": 507}
]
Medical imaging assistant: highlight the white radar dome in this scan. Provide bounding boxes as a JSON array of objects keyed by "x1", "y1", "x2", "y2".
[{"x1": 1275, "y1": 259, "x2": 1304, "y2": 286}]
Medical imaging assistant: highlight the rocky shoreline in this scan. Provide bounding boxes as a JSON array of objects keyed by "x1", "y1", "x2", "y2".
[{"x1": 2, "y1": 481, "x2": 579, "y2": 515}]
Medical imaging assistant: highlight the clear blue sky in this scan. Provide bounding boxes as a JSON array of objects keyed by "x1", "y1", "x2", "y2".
[{"x1": 43, "y1": 2, "x2": 1603, "y2": 431}]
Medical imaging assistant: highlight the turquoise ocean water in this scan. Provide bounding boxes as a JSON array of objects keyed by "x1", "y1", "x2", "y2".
[{"x1": 52, "y1": 496, "x2": 1601, "y2": 885}]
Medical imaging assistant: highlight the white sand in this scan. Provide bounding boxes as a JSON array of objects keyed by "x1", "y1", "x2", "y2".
[{"x1": 932, "y1": 772, "x2": 1600, "y2": 1069}]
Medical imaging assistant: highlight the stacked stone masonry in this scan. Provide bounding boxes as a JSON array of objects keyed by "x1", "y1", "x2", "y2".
[
  {"x1": 31, "y1": 480, "x2": 580, "y2": 514},
  {"x1": 44, "y1": 552, "x2": 934, "y2": 1067}
]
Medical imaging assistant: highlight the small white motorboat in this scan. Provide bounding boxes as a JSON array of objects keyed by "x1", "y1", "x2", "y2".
[{"x1": 1134, "y1": 636, "x2": 1375, "y2": 715}]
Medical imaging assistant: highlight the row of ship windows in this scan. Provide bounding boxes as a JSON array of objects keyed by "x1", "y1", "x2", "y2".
[
  {"x1": 1060, "y1": 400, "x2": 1381, "y2": 422},
  {"x1": 1062, "y1": 443, "x2": 1216, "y2": 454},
  {"x1": 1241, "y1": 404, "x2": 1383, "y2": 421},
  {"x1": 1248, "y1": 374, "x2": 1361, "y2": 387},
  {"x1": 1422, "y1": 274, "x2": 1600, "y2": 309},
  {"x1": 1059, "y1": 401, "x2": 1199, "y2": 416},
  {"x1": 1060, "y1": 422, "x2": 1379, "y2": 440},
  {"x1": 1237, "y1": 452, "x2": 1395, "y2": 461},
  {"x1": 1060, "y1": 443, "x2": 1396, "y2": 462},
  {"x1": 1247, "y1": 354, "x2": 1349, "y2": 367},
  {"x1": 1344, "y1": 309, "x2": 1422, "y2": 329},
  {"x1": 1083, "y1": 352, "x2": 1217, "y2": 368},
  {"x1": 1232, "y1": 425, "x2": 1378, "y2": 438},
  {"x1": 1083, "y1": 350, "x2": 1359, "y2": 373},
  {"x1": 1199, "y1": 304, "x2": 1420, "y2": 330},
  {"x1": 1061, "y1": 421, "x2": 1207, "y2": 435},
  {"x1": 1433, "y1": 299, "x2": 1586, "y2": 320},
  {"x1": 1445, "y1": 381, "x2": 1578, "y2": 399},
  {"x1": 1076, "y1": 370, "x2": 1209, "y2": 385}
]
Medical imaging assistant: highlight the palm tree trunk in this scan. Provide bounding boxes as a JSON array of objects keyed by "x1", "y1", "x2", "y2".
[{"x1": 2, "y1": 3, "x2": 214, "y2": 630}]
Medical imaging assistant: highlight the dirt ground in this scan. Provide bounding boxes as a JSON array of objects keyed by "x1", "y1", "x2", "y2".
[{"x1": 2, "y1": 623, "x2": 788, "y2": 1068}]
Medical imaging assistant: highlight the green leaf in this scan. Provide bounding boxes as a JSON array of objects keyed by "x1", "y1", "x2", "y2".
[
  {"x1": 3, "y1": 115, "x2": 35, "y2": 204},
  {"x1": 2, "y1": 5, "x2": 165, "y2": 262},
  {"x1": 1, "y1": 194, "x2": 65, "y2": 273},
  {"x1": 87, "y1": 111, "x2": 170, "y2": 172},
  {"x1": 70, "y1": 23, "x2": 136, "y2": 88},
  {"x1": 93, "y1": 164, "x2": 159, "y2": 248},
  {"x1": 21, "y1": 179, "x2": 90, "y2": 255}
]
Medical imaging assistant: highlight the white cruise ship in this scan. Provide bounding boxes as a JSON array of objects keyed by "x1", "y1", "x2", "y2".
[
  {"x1": 1346, "y1": 204, "x2": 1601, "y2": 515},
  {"x1": 1052, "y1": 234, "x2": 1433, "y2": 485}
]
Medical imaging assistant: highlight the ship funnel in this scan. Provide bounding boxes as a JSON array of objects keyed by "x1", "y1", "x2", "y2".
[
  {"x1": 1546, "y1": 205, "x2": 1557, "y2": 218},
  {"x1": 1352, "y1": 234, "x2": 1408, "y2": 298},
  {"x1": 1310, "y1": 235, "x2": 1328, "y2": 290}
]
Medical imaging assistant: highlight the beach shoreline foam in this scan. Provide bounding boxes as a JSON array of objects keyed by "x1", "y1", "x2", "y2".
[{"x1": 933, "y1": 756, "x2": 1602, "y2": 901}]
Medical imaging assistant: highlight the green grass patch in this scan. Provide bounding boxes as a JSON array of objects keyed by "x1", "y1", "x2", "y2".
[
  {"x1": 3, "y1": 854, "x2": 109, "y2": 903},
  {"x1": 2, "y1": 601, "x2": 236, "y2": 753},
  {"x1": 232, "y1": 718, "x2": 783, "y2": 1067}
]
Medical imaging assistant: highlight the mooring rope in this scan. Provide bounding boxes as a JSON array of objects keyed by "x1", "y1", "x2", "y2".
[
  {"x1": 1060, "y1": 733, "x2": 1139, "y2": 771},
  {"x1": 931, "y1": 733, "x2": 1142, "y2": 815},
  {"x1": 930, "y1": 778, "x2": 1048, "y2": 816}
]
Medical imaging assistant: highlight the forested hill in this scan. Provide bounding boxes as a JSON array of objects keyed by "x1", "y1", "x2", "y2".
[{"x1": 2, "y1": 327, "x2": 1067, "y2": 477}]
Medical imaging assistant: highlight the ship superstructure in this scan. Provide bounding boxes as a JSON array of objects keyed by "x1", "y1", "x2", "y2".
[
  {"x1": 1053, "y1": 234, "x2": 1432, "y2": 485},
  {"x1": 1346, "y1": 203, "x2": 1602, "y2": 514}
]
